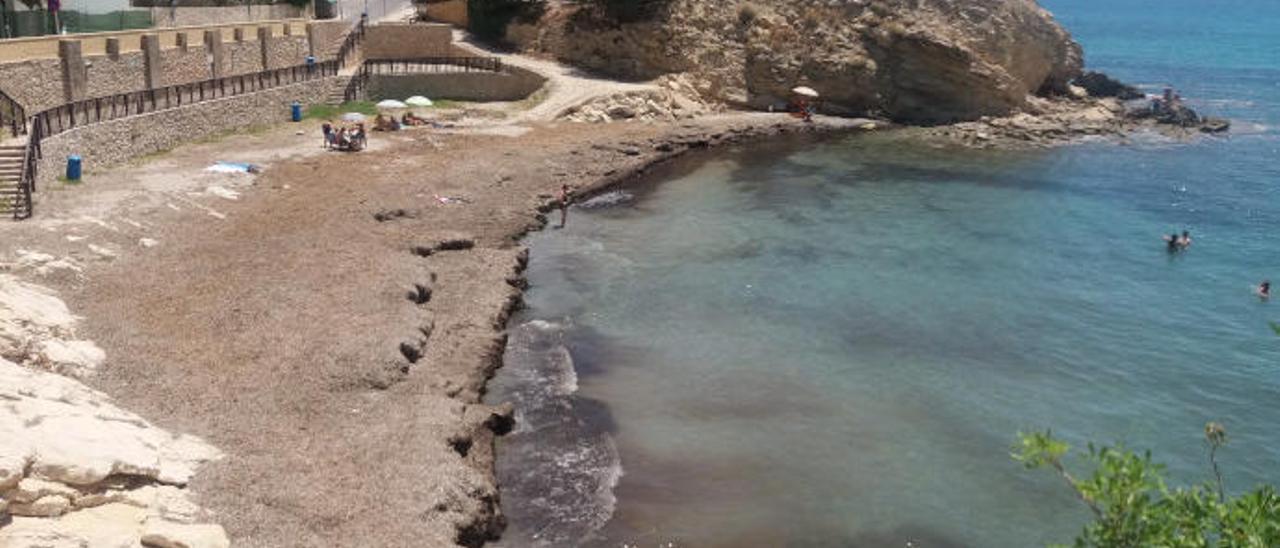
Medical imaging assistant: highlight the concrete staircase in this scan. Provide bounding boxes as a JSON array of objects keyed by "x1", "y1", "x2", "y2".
[
  {"x1": 324, "y1": 76, "x2": 352, "y2": 105},
  {"x1": 0, "y1": 144, "x2": 29, "y2": 219}
]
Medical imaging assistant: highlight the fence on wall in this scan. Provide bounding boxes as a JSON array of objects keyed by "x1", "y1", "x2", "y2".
[
  {"x1": 31, "y1": 60, "x2": 338, "y2": 136},
  {"x1": 342, "y1": 55, "x2": 504, "y2": 102}
]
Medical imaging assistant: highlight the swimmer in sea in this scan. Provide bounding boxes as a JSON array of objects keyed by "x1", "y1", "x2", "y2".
[
  {"x1": 1179, "y1": 230, "x2": 1193, "y2": 248},
  {"x1": 1259, "y1": 280, "x2": 1271, "y2": 300},
  {"x1": 1164, "y1": 232, "x2": 1181, "y2": 252}
]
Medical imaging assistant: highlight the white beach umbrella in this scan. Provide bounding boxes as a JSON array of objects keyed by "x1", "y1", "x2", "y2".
[
  {"x1": 377, "y1": 99, "x2": 409, "y2": 110},
  {"x1": 405, "y1": 96, "x2": 434, "y2": 107},
  {"x1": 341, "y1": 112, "x2": 366, "y2": 122},
  {"x1": 791, "y1": 86, "x2": 820, "y2": 98}
]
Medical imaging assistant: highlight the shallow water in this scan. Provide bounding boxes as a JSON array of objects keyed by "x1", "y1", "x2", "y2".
[{"x1": 489, "y1": 1, "x2": 1280, "y2": 546}]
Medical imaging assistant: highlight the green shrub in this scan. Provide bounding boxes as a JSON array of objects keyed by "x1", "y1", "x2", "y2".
[
  {"x1": 1014, "y1": 425, "x2": 1280, "y2": 546},
  {"x1": 467, "y1": 0, "x2": 546, "y2": 42}
]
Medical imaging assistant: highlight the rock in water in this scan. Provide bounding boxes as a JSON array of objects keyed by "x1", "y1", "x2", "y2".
[
  {"x1": 507, "y1": 0, "x2": 1083, "y2": 123},
  {"x1": 1074, "y1": 71, "x2": 1145, "y2": 100}
]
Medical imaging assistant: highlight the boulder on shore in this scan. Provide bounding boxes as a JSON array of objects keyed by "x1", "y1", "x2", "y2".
[
  {"x1": 1074, "y1": 71, "x2": 1144, "y2": 100},
  {"x1": 507, "y1": 0, "x2": 1084, "y2": 124}
]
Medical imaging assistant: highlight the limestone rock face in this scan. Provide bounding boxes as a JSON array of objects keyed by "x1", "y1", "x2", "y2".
[
  {"x1": 510, "y1": 0, "x2": 1083, "y2": 124},
  {"x1": 0, "y1": 357, "x2": 227, "y2": 547}
]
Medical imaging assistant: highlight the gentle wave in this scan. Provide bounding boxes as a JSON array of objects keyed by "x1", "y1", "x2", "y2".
[
  {"x1": 494, "y1": 320, "x2": 621, "y2": 547},
  {"x1": 578, "y1": 191, "x2": 635, "y2": 209}
]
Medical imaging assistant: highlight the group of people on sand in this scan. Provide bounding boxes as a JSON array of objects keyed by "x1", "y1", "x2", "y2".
[
  {"x1": 373, "y1": 113, "x2": 433, "y2": 132},
  {"x1": 321, "y1": 121, "x2": 366, "y2": 152},
  {"x1": 1162, "y1": 230, "x2": 1271, "y2": 300}
]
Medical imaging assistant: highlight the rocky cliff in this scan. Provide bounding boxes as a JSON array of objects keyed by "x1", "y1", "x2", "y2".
[{"x1": 506, "y1": 0, "x2": 1083, "y2": 124}]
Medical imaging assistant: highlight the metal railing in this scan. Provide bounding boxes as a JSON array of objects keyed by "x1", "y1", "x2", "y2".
[
  {"x1": 14, "y1": 120, "x2": 39, "y2": 220},
  {"x1": 335, "y1": 18, "x2": 366, "y2": 69},
  {"x1": 342, "y1": 56, "x2": 505, "y2": 103},
  {"x1": 363, "y1": 57, "x2": 504, "y2": 75},
  {"x1": 14, "y1": 56, "x2": 342, "y2": 220},
  {"x1": 1, "y1": 89, "x2": 27, "y2": 138},
  {"x1": 31, "y1": 61, "x2": 339, "y2": 138}
]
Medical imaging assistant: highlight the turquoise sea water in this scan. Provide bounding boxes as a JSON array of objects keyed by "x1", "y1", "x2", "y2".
[{"x1": 489, "y1": 1, "x2": 1280, "y2": 546}]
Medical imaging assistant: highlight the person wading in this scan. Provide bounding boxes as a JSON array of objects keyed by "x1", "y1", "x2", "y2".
[{"x1": 558, "y1": 184, "x2": 572, "y2": 228}]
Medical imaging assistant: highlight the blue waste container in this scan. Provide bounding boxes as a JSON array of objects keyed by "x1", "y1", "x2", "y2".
[
  {"x1": 291, "y1": 101, "x2": 302, "y2": 122},
  {"x1": 66, "y1": 155, "x2": 81, "y2": 181}
]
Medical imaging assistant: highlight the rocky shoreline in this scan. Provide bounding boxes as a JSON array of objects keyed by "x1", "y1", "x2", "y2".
[
  {"x1": 0, "y1": 99, "x2": 1235, "y2": 544},
  {"x1": 0, "y1": 112, "x2": 872, "y2": 547},
  {"x1": 917, "y1": 93, "x2": 1231, "y2": 149}
]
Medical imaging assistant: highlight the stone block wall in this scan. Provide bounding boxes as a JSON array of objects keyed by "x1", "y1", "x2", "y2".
[
  {"x1": 364, "y1": 24, "x2": 454, "y2": 59},
  {"x1": 419, "y1": 0, "x2": 468, "y2": 27},
  {"x1": 0, "y1": 21, "x2": 339, "y2": 113},
  {"x1": 0, "y1": 58, "x2": 65, "y2": 113},
  {"x1": 224, "y1": 40, "x2": 265, "y2": 76},
  {"x1": 266, "y1": 35, "x2": 310, "y2": 70},
  {"x1": 84, "y1": 52, "x2": 148, "y2": 99},
  {"x1": 367, "y1": 65, "x2": 546, "y2": 102},
  {"x1": 36, "y1": 75, "x2": 342, "y2": 186},
  {"x1": 159, "y1": 47, "x2": 211, "y2": 86}
]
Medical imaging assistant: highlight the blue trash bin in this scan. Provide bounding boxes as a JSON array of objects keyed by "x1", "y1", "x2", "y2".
[
  {"x1": 66, "y1": 155, "x2": 81, "y2": 181},
  {"x1": 291, "y1": 101, "x2": 302, "y2": 122}
]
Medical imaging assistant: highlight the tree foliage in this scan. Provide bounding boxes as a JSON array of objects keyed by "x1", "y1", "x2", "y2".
[
  {"x1": 466, "y1": 0, "x2": 545, "y2": 41},
  {"x1": 1014, "y1": 426, "x2": 1280, "y2": 547}
]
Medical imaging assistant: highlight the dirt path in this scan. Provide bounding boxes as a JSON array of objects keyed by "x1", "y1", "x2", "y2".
[{"x1": 450, "y1": 29, "x2": 661, "y2": 122}]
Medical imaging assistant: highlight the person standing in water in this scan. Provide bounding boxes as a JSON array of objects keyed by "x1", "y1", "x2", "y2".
[
  {"x1": 1259, "y1": 280, "x2": 1271, "y2": 300},
  {"x1": 1179, "y1": 230, "x2": 1193, "y2": 248},
  {"x1": 558, "y1": 184, "x2": 572, "y2": 228}
]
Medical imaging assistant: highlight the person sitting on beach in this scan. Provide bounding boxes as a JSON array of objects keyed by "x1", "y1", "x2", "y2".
[
  {"x1": 1259, "y1": 280, "x2": 1271, "y2": 300},
  {"x1": 352, "y1": 123, "x2": 367, "y2": 150},
  {"x1": 373, "y1": 115, "x2": 391, "y2": 132},
  {"x1": 402, "y1": 112, "x2": 428, "y2": 127},
  {"x1": 337, "y1": 125, "x2": 353, "y2": 148}
]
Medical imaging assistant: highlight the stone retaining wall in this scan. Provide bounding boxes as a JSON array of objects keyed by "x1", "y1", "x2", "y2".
[
  {"x1": 366, "y1": 65, "x2": 546, "y2": 102},
  {"x1": 419, "y1": 0, "x2": 468, "y2": 27},
  {"x1": 36, "y1": 75, "x2": 342, "y2": 186},
  {"x1": 150, "y1": 4, "x2": 307, "y2": 27},
  {"x1": 85, "y1": 52, "x2": 148, "y2": 99},
  {"x1": 364, "y1": 23, "x2": 454, "y2": 59},
  {"x1": 266, "y1": 35, "x2": 310, "y2": 70},
  {"x1": 0, "y1": 21, "x2": 335, "y2": 113},
  {"x1": 159, "y1": 47, "x2": 211, "y2": 87},
  {"x1": 0, "y1": 58, "x2": 65, "y2": 113}
]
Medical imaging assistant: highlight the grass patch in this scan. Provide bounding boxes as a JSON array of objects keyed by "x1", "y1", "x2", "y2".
[
  {"x1": 57, "y1": 175, "x2": 83, "y2": 185},
  {"x1": 306, "y1": 101, "x2": 379, "y2": 120}
]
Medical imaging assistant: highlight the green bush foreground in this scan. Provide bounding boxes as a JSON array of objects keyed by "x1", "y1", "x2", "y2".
[{"x1": 1014, "y1": 425, "x2": 1280, "y2": 547}]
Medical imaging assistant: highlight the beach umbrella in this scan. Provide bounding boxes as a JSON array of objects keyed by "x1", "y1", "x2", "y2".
[
  {"x1": 377, "y1": 99, "x2": 408, "y2": 110},
  {"x1": 341, "y1": 112, "x2": 366, "y2": 122},
  {"x1": 791, "y1": 86, "x2": 820, "y2": 98},
  {"x1": 405, "y1": 96, "x2": 434, "y2": 107}
]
